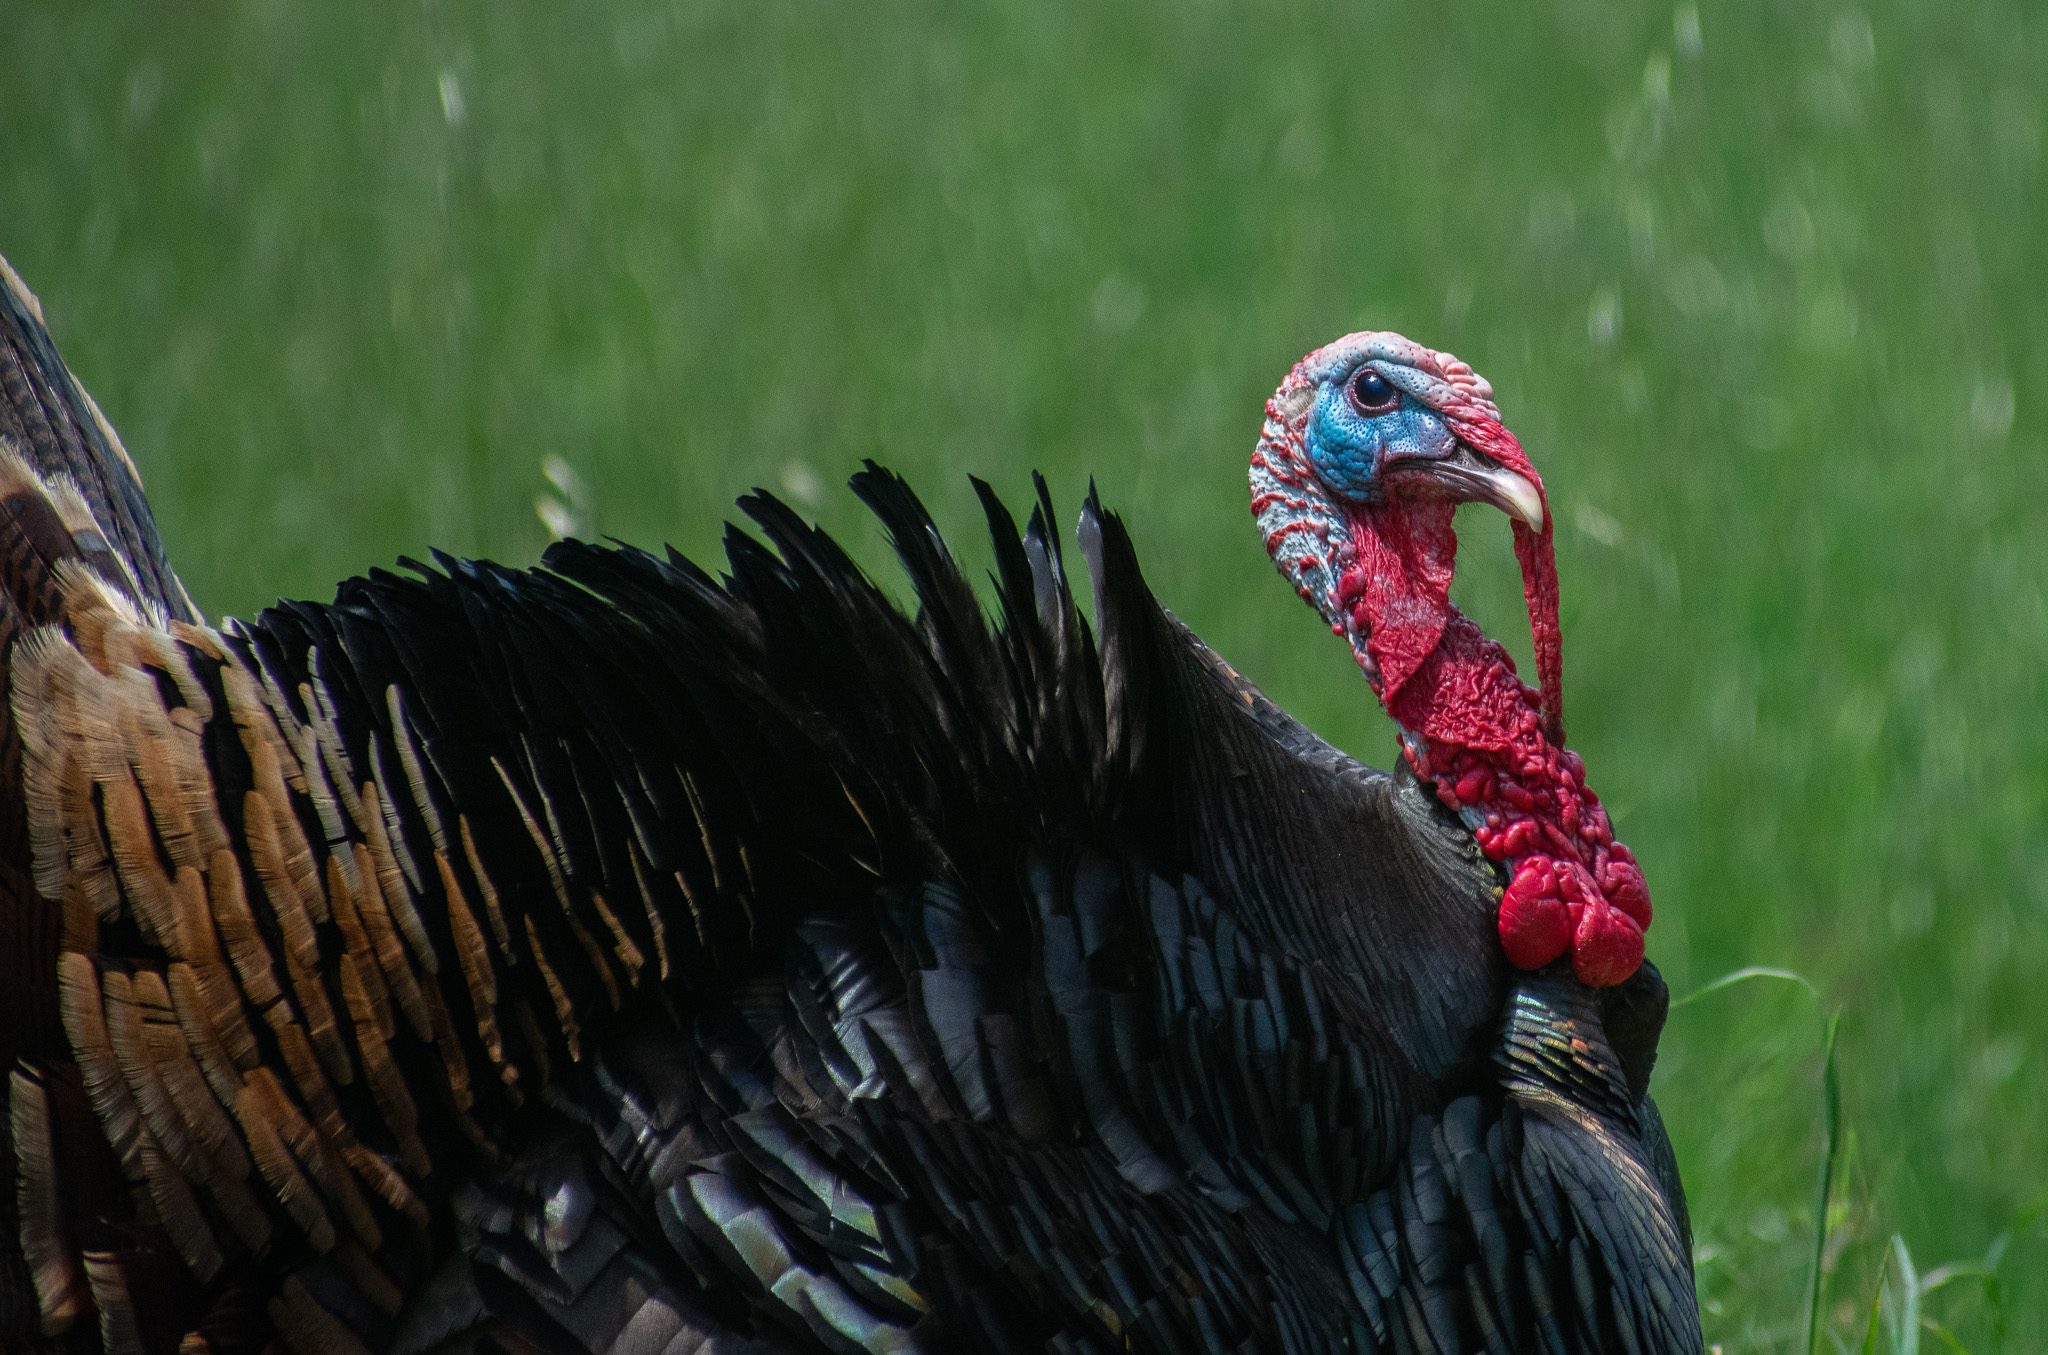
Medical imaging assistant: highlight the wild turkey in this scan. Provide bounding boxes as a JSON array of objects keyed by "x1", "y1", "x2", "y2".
[{"x1": 0, "y1": 252, "x2": 1701, "y2": 1355}]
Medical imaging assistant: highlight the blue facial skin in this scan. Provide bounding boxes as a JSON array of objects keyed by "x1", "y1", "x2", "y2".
[{"x1": 1304, "y1": 368, "x2": 1458, "y2": 503}]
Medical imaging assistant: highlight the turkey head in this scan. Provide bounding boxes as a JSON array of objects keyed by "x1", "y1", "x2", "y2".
[{"x1": 1251, "y1": 332, "x2": 1652, "y2": 986}]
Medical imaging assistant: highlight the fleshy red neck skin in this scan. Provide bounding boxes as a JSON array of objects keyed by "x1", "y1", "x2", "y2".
[{"x1": 1252, "y1": 333, "x2": 1649, "y2": 986}]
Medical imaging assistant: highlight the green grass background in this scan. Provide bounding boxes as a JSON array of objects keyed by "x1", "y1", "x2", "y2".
[{"x1": 3, "y1": 0, "x2": 2043, "y2": 1346}]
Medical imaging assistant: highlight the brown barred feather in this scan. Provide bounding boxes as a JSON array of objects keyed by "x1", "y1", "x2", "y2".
[
  {"x1": 236, "y1": 647, "x2": 310, "y2": 795},
  {"x1": 304, "y1": 673, "x2": 366, "y2": 834},
  {"x1": 12, "y1": 631, "x2": 70, "y2": 901},
  {"x1": 56, "y1": 953, "x2": 144, "y2": 1177},
  {"x1": 202, "y1": 858, "x2": 285, "y2": 1012},
  {"x1": 166, "y1": 620, "x2": 224, "y2": 664},
  {"x1": 285, "y1": 962, "x2": 352, "y2": 1088},
  {"x1": 60, "y1": 879, "x2": 97, "y2": 953},
  {"x1": 288, "y1": 688, "x2": 355, "y2": 900},
  {"x1": 9, "y1": 1066, "x2": 89, "y2": 1334},
  {"x1": 384, "y1": 686, "x2": 447, "y2": 856},
  {"x1": 417, "y1": 977, "x2": 496, "y2": 1156},
  {"x1": 258, "y1": 1010, "x2": 347, "y2": 1154},
  {"x1": 335, "y1": 847, "x2": 430, "y2": 1038},
  {"x1": 81, "y1": 1252, "x2": 143, "y2": 1355},
  {"x1": 338, "y1": 1140, "x2": 427, "y2": 1234},
  {"x1": 588, "y1": 889, "x2": 645, "y2": 988},
  {"x1": 457, "y1": 813, "x2": 517, "y2": 963},
  {"x1": 98, "y1": 772, "x2": 175, "y2": 945},
  {"x1": 237, "y1": 800, "x2": 320, "y2": 977},
  {"x1": 217, "y1": 662, "x2": 323, "y2": 909},
  {"x1": 130, "y1": 972, "x2": 269, "y2": 1240},
  {"x1": 523, "y1": 915, "x2": 581, "y2": 1065},
  {"x1": 357, "y1": 808, "x2": 431, "y2": 971},
  {"x1": 562, "y1": 904, "x2": 621, "y2": 1014},
  {"x1": 100, "y1": 969, "x2": 205, "y2": 1189},
  {"x1": 114, "y1": 676, "x2": 204, "y2": 873},
  {"x1": 99, "y1": 970, "x2": 226, "y2": 1280},
  {"x1": 627, "y1": 836, "x2": 673, "y2": 982},
  {"x1": 436, "y1": 851, "x2": 503, "y2": 1063},
  {"x1": 324, "y1": 878, "x2": 396, "y2": 1043},
  {"x1": 165, "y1": 962, "x2": 254, "y2": 1099},
  {"x1": 490, "y1": 758, "x2": 571, "y2": 914},
  {"x1": 233, "y1": 1070, "x2": 336, "y2": 1256},
  {"x1": 357, "y1": 781, "x2": 421, "y2": 954},
  {"x1": 334, "y1": 953, "x2": 429, "y2": 1177}
]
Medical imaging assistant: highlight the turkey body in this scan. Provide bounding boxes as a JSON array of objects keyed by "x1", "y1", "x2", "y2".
[{"x1": 0, "y1": 257, "x2": 1702, "y2": 1354}]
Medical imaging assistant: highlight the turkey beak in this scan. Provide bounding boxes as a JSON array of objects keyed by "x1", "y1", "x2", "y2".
[{"x1": 1426, "y1": 442, "x2": 1546, "y2": 531}]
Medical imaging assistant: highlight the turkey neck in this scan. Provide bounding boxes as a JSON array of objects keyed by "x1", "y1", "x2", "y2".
[{"x1": 1339, "y1": 494, "x2": 1651, "y2": 988}]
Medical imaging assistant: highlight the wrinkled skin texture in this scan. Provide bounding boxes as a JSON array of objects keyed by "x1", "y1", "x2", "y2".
[{"x1": 1251, "y1": 332, "x2": 1650, "y2": 986}]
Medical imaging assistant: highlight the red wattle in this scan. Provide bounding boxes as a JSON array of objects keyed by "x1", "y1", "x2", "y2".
[
  {"x1": 1256, "y1": 335, "x2": 1652, "y2": 987},
  {"x1": 1351, "y1": 501, "x2": 1457, "y2": 706},
  {"x1": 1498, "y1": 858, "x2": 1571, "y2": 968},
  {"x1": 1598, "y1": 856, "x2": 1652, "y2": 931},
  {"x1": 1570, "y1": 902, "x2": 1645, "y2": 988},
  {"x1": 1499, "y1": 895, "x2": 1572, "y2": 970},
  {"x1": 1357, "y1": 475, "x2": 1651, "y2": 987}
]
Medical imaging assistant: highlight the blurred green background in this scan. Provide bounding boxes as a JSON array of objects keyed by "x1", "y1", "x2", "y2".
[{"x1": 3, "y1": 0, "x2": 2043, "y2": 1346}]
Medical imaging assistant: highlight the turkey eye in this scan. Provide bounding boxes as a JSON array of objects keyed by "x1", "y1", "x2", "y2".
[{"x1": 1349, "y1": 368, "x2": 1398, "y2": 414}]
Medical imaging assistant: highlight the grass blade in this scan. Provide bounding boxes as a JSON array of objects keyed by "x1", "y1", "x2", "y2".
[
  {"x1": 1981, "y1": 1193, "x2": 2044, "y2": 1352},
  {"x1": 1862, "y1": 1261, "x2": 1886, "y2": 1355},
  {"x1": 1805, "y1": 1008, "x2": 1843, "y2": 1355},
  {"x1": 1921, "y1": 1318, "x2": 1972, "y2": 1354},
  {"x1": 1889, "y1": 1235, "x2": 1922, "y2": 1355},
  {"x1": 1670, "y1": 965, "x2": 1821, "y2": 1009}
]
